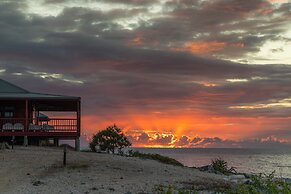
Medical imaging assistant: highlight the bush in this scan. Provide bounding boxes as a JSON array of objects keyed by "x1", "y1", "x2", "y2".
[
  {"x1": 211, "y1": 158, "x2": 236, "y2": 175},
  {"x1": 90, "y1": 125, "x2": 131, "y2": 154},
  {"x1": 227, "y1": 171, "x2": 291, "y2": 194},
  {"x1": 128, "y1": 150, "x2": 184, "y2": 166}
]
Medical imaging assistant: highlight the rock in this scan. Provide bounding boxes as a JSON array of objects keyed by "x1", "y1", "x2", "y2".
[
  {"x1": 243, "y1": 173, "x2": 252, "y2": 179},
  {"x1": 227, "y1": 174, "x2": 249, "y2": 184},
  {"x1": 229, "y1": 174, "x2": 246, "y2": 179},
  {"x1": 197, "y1": 165, "x2": 211, "y2": 172},
  {"x1": 108, "y1": 187, "x2": 115, "y2": 191},
  {"x1": 32, "y1": 180, "x2": 44, "y2": 186},
  {"x1": 90, "y1": 187, "x2": 98, "y2": 190}
]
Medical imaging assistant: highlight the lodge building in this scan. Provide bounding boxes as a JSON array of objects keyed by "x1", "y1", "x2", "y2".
[{"x1": 0, "y1": 79, "x2": 81, "y2": 150}]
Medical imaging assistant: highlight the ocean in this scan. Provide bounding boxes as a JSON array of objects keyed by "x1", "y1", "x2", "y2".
[{"x1": 133, "y1": 148, "x2": 291, "y2": 178}]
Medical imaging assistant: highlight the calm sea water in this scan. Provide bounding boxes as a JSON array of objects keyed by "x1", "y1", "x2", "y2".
[{"x1": 133, "y1": 148, "x2": 291, "y2": 178}]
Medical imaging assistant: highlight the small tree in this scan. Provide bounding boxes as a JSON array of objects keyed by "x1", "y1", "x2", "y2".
[{"x1": 90, "y1": 125, "x2": 132, "y2": 154}]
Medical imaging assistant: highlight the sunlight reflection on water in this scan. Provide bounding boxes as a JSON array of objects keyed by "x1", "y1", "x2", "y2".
[{"x1": 133, "y1": 148, "x2": 291, "y2": 178}]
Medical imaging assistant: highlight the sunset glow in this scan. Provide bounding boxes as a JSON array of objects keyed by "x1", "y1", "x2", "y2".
[{"x1": 1, "y1": 0, "x2": 291, "y2": 148}]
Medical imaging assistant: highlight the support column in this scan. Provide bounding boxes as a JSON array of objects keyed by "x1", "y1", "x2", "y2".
[
  {"x1": 23, "y1": 136, "x2": 28, "y2": 147},
  {"x1": 25, "y1": 100, "x2": 29, "y2": 131},
  {"x1": 54, "y1": 138, "x2": 59, "y2": 147},
  {"x1": 24, "y1": 99, "x2": 29, "y2": 147},
  {"x1": 77, "y1": 100, "x2": 81, "y2": 137},
  {"x1": 75, "y1": 99, "x2": 81, "y2": 152},
  {"x1": 75, "y1": 137, "x2": 80, "y2": 151}
]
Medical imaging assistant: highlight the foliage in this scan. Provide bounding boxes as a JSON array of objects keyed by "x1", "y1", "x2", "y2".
[
  {"x1": 153, "y1": 185, "x2": 195, "y2": 194},
  {"x1": 128, "y1": 150, "x2": 184, "y2": 166},
  {"x1": 153, "y1": 172, "x2": 291, "y2": 194},
  {"x1": 227, "y1": 171, "x2": 291, "y2": 194},
  {"x1": 89, "y1": 125, "x2": 131, "y2": 154},
  {"x1": 211, "y1": 157, "x2": 236, "y2": 175}
]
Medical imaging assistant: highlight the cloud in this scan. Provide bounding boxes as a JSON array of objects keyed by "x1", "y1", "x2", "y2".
[
  {"x1": 0, "y1": 0, "x2": 291, "y2": 144},
  {"x1": 175, "y1": 135, "x2": 191, "y2": 147},
  {"x1": 129, "y1": 132, "x2": 291, "y2": 149}
]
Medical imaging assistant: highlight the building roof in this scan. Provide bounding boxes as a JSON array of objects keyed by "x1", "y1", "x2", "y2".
[
  {"x1": 0, "y1": 78, "x2": 29, "y2": 93},
  {"x1": 0, "y1": 79, "x2": 80, "y2": 100}
]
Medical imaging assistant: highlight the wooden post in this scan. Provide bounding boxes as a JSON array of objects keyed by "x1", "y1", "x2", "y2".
[
  {"x1": 54, "y1": 138, "x2": 59, "y2": 147},
  {"x1": 24, "y1": 100, "x2": 29, "y2": 147},
  {"x1": 63, "y1": 144, "x2": 67, "y2": 166},
  {"x1": 25, "y1": 100, "x2": 28, "y2": 131},
  {"x1": 23, "y1": 136, "x2": 28, "y2": 147},
  {"x1": 76, "y1": 99, "x2": 81, "y2": 151},
  {"x1": 75, "y1": 137, "x2": 80, "y2": 151},
  {"x1": 77, "y1": 100, "x2": 81, "y2": 137},
  {"x1": 11, "y1": 136, "x2": 15, "y2": 149}
]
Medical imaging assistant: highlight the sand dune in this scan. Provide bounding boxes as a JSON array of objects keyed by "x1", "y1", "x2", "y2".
[{"x1": 0, "y1": 146, "x2": 229, "y2": 194}]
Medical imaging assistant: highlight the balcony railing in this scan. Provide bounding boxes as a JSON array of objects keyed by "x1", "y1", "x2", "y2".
[{"x1": 0, "y1": 118, "x2": 77, "y2": 132}]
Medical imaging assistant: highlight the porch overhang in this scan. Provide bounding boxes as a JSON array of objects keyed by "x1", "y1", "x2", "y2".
[{"x1": 0, "y1": 79, "x2": 81, "y2": 139}]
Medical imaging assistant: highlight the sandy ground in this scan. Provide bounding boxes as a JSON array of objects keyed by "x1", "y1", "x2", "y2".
[{"x1": 0, "y1": 146, "x2": 229, "y2": 194}]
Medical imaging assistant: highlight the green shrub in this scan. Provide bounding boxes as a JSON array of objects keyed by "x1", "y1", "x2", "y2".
[
  {"x1": 90, "y1": 125, "x2": 131, "y2": 154},
  {"x1": 211, "y1": 157, "x2": 236, "y2": 175},
  {"x1": 227, "y1": 171, "x2": 291, "y2": 194},
  {"x1": 128, "y1": 150, "x2": 183, "y2": 166}
]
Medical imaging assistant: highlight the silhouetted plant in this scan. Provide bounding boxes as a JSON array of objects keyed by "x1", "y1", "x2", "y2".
[
  {"x1": 211, "y1": 157, "x2": 236, "y2": 175},
  {"x1": 128, "y1": 150, "x2": 183, "y2": 166},
  {"x1": 90, "y1": 125, "x2": 131, "y2": 154}
]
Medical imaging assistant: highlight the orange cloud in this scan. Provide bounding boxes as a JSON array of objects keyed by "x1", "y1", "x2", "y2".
[
  {"x1": 233, "y1": 42, "x2": 245, "y2": 48},
  {"x1": 129, "y1": 34, "x2": 144, "y2": 46},
  {"x1": 174, "y1": 41, "x2": 245, "y2": 55},
  {"x1": 184, "y1": 41, "x2": 226, "y2": 54}
]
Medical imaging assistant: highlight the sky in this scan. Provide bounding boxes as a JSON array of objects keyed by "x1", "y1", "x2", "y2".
[{"x1": 0, "y1": 0, "x2": 291, "y2": 148}]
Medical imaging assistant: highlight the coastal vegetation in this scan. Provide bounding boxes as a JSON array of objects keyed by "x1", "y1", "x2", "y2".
[
  {"x1": 211, "y1": 157, "x2": 237, "y2": 175},
  {"x1": 154, "y1": 172, "x2": 291, "y2": 194},
  {"x1": 228, "y1": 172, "x2": 291, "y2": 194},
  {"x1": 88, "y1": 125, "x2": 291, "y2": 193},
  {"x1": 89, "y1": 125, "x2": 183, "y2": 166},
  {"x1": 154, "y1": 160, "x2": 291, "y2": 194},
  {"x1": 128, "y1": 150, "x2": 184, "y2": 166},
  {"x1": 89, "y1": 125, "x2": 131, "y2": 154}
]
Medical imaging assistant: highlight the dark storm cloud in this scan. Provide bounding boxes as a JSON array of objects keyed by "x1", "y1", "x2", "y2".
[
  {"x1": 134, "y1": 0, "x2": 291, "y2": 57},
  {"x1": 0, "y1": 0, "x2": 291, "y2": 121},
  {"x1": 44, "y1": 0, "x2": 158, "y2": 5},
  {"x1": 100, "y1": 0, "x2": 158, "y2": 5}
]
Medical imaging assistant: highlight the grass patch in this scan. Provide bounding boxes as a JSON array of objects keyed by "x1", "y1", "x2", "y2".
[
  {"x1": 226, "y1": 171, "x2": 291, "y2": 194},
  {"x1": 154, "y1": 185, "x2": 194, "y2": 194},
  {"x1": 153, "y1": 179, "x2": 232, "y2": 194},
  {"x1": 180, "y1": 179, "x2": 232, "y2": 192},
  {"x1": 154, "y1": 172, "x2": 291, "y2": 194},
  {"x1": 128, "y1": 150, "x2": 183, "y2": 166}
]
